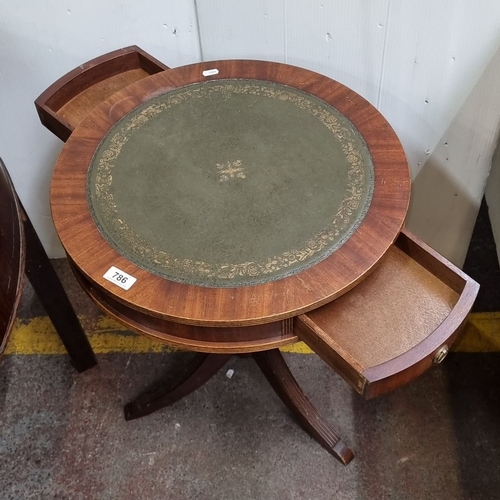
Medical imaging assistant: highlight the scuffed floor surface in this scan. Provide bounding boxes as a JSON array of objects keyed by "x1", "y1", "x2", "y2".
[
  {"x1": 1, "y1": 349, "x2": 499, "y2": 500},
  {"x1": 2, "y1": 254, "x2": 500, "y2": 500}
]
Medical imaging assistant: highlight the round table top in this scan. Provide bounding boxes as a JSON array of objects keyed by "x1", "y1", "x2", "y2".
[
  {"x1": 51, "y1": 60, "x2": 411, "y2": 327},
  {"x1": 87, "y1": 78, "x2": 374, "y2": 288}
]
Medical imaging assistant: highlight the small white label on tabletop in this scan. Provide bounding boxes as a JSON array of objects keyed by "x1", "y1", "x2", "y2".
[
  {"x1": 202, "y1": 68, "x2": 219, "y2": 77},
  {"x1": 103, "y1": 266, "x2": 137, "y2": 290}
]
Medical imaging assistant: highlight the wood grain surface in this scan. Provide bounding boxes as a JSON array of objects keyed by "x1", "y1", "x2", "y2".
[
  {"x1": 35, "y1": 46, "x2": 169, "y2": 142},
  {"x1": 69, "y1": 259, "x2": 297, "y2": 353},
  {"x1": 296, "y1": 229, "x2": 479, "y2": 398},
  {"x1": 0, "y1": 159, "x2": 25, "y2": 355},
  {"x1": 1, "y1": 159, "x2": 96, "y2": 371},
  {"x1": 51, "y1": 60, "x2": 411, "y2": 327}
]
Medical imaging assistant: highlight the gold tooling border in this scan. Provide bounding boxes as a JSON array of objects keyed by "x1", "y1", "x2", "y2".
[{"x1": 90, "y1": 80, "x2": 373, "y2": 282}]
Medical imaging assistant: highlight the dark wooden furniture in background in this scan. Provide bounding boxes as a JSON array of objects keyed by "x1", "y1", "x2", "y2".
[
  {"x1": 0, "y1": 158, "x2": 96, "y2": 372},
  {"x1": 0, "y1": 160, "x2": 25, "y2": 356},
  {"x1": 36, "y1": 50, "x2": 479, "y2": 464}
]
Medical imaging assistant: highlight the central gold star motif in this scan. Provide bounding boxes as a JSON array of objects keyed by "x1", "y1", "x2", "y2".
[{"x1": 217, "y1": 160, "x2": 246, "y2": 182}]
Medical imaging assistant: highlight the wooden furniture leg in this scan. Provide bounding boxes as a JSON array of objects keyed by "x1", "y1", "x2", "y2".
[
  {"x1": 124, "y1": 353, "x2": 231, "y2": 420},
  {"x1": 21, "y1": 204, "x2": 97, "y2": 372},
  {"x1": 252, "y1": 349, "x2": 354, "y2": 465}
]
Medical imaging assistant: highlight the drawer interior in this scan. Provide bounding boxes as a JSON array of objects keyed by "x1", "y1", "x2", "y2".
[
  {"x1": 55, "y1": 67, "x2": 151, "y2": 130},
  {"x1": 295, "y1": 229, "x2": 478, "y2": 398},
  {"x1": 35, "y1": 46, "x2": 168, "y2": 141}
]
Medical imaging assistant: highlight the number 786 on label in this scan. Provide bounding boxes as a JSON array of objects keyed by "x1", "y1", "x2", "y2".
[{"x1": 103, "y1": 266, "x2": 137, "y2": 290}]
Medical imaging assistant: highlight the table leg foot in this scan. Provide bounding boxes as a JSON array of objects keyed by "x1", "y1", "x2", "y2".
[
  {"x1": 124, "y1": 353, "x2": 231, "y2": 421},
  {"x1": 253, "y1": 349, "x2": 354, "y2": 465}
]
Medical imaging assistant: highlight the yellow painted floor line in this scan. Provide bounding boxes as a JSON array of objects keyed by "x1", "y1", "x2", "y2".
[
  {"x1": 5, "y1": 312, "x2": 500, "y2": 356},
  {"x1": 452, "y1": 312, "x2": 500, "y2": 352}
]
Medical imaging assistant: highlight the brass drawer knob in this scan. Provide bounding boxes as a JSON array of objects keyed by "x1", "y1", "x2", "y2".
[{"x1": 433, "y1": 346, "x2": 449, "y2": 364}]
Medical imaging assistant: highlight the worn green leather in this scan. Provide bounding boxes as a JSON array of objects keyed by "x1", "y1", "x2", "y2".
[{"x1": 88, "y1": 80, "x2": 373, "y2": 287}]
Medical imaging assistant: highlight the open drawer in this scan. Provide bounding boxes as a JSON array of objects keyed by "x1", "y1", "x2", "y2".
[
  {"x1": 295, "y1": 228, "x2": 479, "y2": 399},
  {"x1": 35, "y1": 45, "x2": 169, "y2": 142}
]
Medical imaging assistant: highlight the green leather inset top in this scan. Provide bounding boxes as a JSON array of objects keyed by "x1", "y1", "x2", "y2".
[{"x1": 87, "y1": 79, "x2": 374, "y2": 287}]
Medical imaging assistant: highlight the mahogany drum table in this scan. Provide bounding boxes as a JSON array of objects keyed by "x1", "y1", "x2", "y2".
[{"x1": 49, "y1": 58, "x2": 417, "y2": 465}]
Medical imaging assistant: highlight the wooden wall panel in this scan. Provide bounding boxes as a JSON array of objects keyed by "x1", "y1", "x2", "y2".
[
  {"x1": 379, "y1": 0, "x2": 500, "y2": 178},
  {"x1": 486, "y1": 139, "x2": 500, "y2": 265},
  {"x1": 197, "y1": 0, "x2": 388, "y2": 106},
  {"x1": 196, "y1": 0, "x2": 286, "y2": 62},
  {"x1": 379, "y1": 0, "x2": 500, "y2": 265},
  {"x1": 285, "y1": 0, "x2": 389, "y2": 105},
  {"x1": 407, "y1": 46, "x2": 500, "y2": 265}
]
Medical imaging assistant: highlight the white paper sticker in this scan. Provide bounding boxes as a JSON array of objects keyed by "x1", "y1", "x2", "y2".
[
  {"x1": 103, "y1": 266, "x2": 137, "y2": 290},
  {"x1": 202, "y1": 68, "x2": 219, "y2": 77}
]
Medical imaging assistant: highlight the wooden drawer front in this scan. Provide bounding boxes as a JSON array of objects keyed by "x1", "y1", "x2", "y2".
[
  {"x1": 35, "y1": 46, "x2": 169, "y2": 142},
  {"x1": 295, "y1": 229, "x2": 479, "y2": 399}
]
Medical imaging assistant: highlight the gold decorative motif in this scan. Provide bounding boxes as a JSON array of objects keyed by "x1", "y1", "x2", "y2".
[
  {"x1": 217, "y1": 160, "x2": 245, "y2": 182},
  {"x1": 90, "y1": 80, "x2": 373, "y2": 283}
]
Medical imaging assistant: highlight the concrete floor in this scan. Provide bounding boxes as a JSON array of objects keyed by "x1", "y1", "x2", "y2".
[{"x1": 1, "y1": 259, "x2": 500, "y2": 500}]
